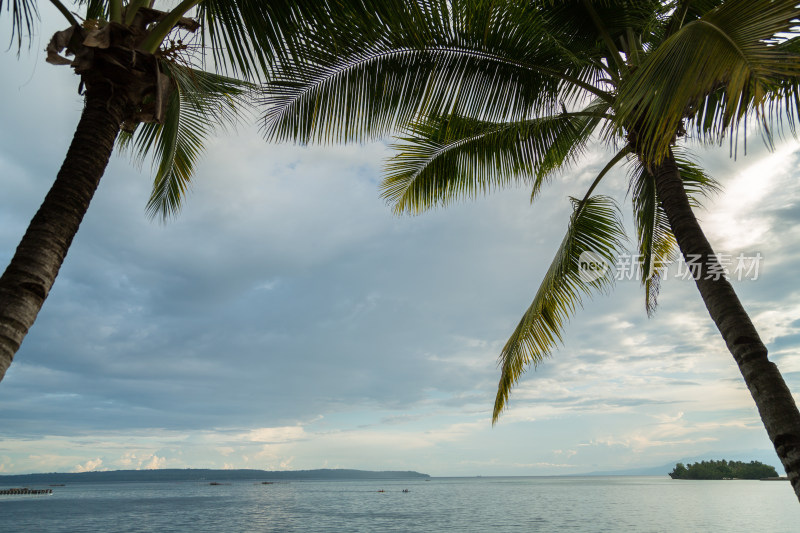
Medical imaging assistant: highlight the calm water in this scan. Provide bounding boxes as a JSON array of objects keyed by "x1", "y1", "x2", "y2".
[{"x1": 1, "y1": 476, "x2": 798, "y2": 532}]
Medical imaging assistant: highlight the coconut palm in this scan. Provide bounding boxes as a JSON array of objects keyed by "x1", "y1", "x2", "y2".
[
  {"x1": 262, "y1": 0, "x2": 800, "y2": 499},
  {"x1": 0, "y1": 0, "x2": 354, "y2": 383}
]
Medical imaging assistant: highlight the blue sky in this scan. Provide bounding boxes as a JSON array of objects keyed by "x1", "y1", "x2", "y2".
[{"x1": 1, "y1": 13, "x2": 799, "y2": 477}]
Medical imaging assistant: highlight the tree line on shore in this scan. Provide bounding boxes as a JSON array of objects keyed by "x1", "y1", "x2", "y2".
[{"x1": 669, "y1": 460, "x2": 778, "y2": 480}]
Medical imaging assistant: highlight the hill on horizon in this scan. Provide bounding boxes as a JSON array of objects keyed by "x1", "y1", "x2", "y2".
[{"x1": 0, "y1": 468, "x2": 430, "y2": 484}]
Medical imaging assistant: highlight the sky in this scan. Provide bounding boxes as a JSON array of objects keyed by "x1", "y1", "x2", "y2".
[{"x1": 1, "y1": 13, "x2": 800, "y2": 477}]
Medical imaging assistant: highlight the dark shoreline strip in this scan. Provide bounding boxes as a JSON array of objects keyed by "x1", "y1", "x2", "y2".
[{"x1": 0, "y1": 487, "x2": 53, "y2": 495}]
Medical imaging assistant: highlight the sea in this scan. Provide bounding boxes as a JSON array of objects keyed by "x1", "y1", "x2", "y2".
[{"x1": 1, "y1": 476, "x2": 798, "y2": 532}]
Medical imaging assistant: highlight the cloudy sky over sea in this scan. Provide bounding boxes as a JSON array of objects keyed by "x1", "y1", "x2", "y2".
[{"x1": 1, "y1": 13, "x2": 800, "y2": 477}]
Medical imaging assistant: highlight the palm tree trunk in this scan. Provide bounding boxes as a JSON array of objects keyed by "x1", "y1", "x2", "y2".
[
  {"x1": 652, "y1": 151, "x2": 800, "y2": 501},
  {"x1": 0, "y1": 83, "x2": 128, "y2": 382}
]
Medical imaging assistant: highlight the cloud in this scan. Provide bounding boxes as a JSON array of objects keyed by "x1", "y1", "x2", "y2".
[
  {"x1": 115, "y1": 451, "x2": 171, "y2": 470},
  {"x1": 554, "y1": 449, "x2": 577, "y2": 459},
  {"x1": 144, "y1": 455, "x2": 167, "y2": 469},
  {"x1": 241, "y1": 426, "x2": 307, "y2": 444},
  {"x1": 701, "y1": 143, "x2": 800, "y2": 251},
  {"x1": 73, "y1": 458, "x2": 105, "y2": 473},
  {"x1": 0, "y1": 457, "x2": 14, "y2": 472}
]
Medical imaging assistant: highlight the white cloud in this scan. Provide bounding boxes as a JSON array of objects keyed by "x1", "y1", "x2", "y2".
[
  {"x1": 554, "y1": 449, "x2": 578, "y2": 459},
  {"x1": 698, "y1": 142, "x2": 800, "y2": 251},
  {"x1": 144, "y1": 455, "x2": 167, "y2": 470},
  {"x1": 73, "y1": 458, "x2": 105, "y2": 473},
  {"x1": 118, "y1": 451, "x2": 170, "y2": 470},
  {"x1": 241, "y1": 426, "x2": 307, "y2": 444}
]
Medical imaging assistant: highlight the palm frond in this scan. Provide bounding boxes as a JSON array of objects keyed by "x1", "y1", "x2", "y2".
[
  {"x1": 382, "y1": 103, "x2": 609, "y2": 215},
  {"x1": 262, "y1": 0, "x2": 611, "y2": 144},
  {"x1": 76, "y1": 0, "x2": 107, "y2": 21},
  {"x1": 629, "y1": 158, "x2": 675, "y2": 316},
  {"x1": 118, "y1": 62, "x2": 254, "y2": 220},
  {"x1": 195, "y1": 0, "x2": 429, "y2": 81},
  {"x1": 666, "y1": 0, "x2": 726, "y2": 36},
  {"x1": 616, "y1": 0, "x2": 800, "y2": 162},
  {"x1": 493, "y1": 194, "x2": 626, "y2": 422},
  {"x1": 195, "y1": 0, "x2": 348, "y2": 80},
  {"x1": 530, "y1": 99, "x2": 612, "y2": 202},
  {"x1": 1, "y1": 0, "x2": 38, "y2": 50},
  {"x1": 628, "y1": 150, "x2": 720, "y2": 315},
  {"x1": 753, "y1": 35, "x2": 800, "y2": 142}
]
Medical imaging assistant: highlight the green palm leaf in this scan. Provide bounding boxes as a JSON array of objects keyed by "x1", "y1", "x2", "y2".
[
  {"x1": 80, "y1": 0, "x2": 108, "y2": 20},
  {"x1": 196, "y1": 0, "x2": 281, "y2": 79},
  {"x1": 493, "y1": 194, "x2": 626, "y2": 422},
  {"x1": 194, "y1": 0, "x2": 377, "y2": 79},
  {"x1": 628, "y1": 151, "x2": 720, "y2": 316},
  {"x1": 382, "y1": 101, "x2": 609, "y2": 215},
  {"x1": 617, "y1": 0, "x2": 800, "y2": 161},
  {"x1": 76, "y1": 0, "x2": 106, "y2": 21},
  {"x1": 262, "y1": 0, "x2": 610, "y2": 144},
  {"x1": 118, "y1": 62, "x2": 254, "y2": 220},
  {"x1": 629, "y1": 160, "x2": 676, "y2": 317}
]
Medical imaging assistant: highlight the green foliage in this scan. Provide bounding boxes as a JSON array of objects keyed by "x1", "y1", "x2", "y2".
[
  {"x1": 383, "y1": 104, "x2": 608, "y2": 215},
  {"x1": 194, "y1": 0, "x2": 326, "y2": 79},
  {"x1": 627, "y1": 150, "x2": 720, "y2": 315},
  {"x1": 616, "y1": 0, "x2": 800, "y2": 161},
  {"x1": 118, "y1": 63, "x2": 254, "y2": 220},
  {"x1": 493, "y1": 194, "x2": 626, "y2": 418},
  {"x1": 263, "y1": 0, "x2": 611, "y2": 144},
  {"x1": 671, "y1": 462, "x2": 688, "y2": 478},
  {"x1": 669, "y1": 460, "x2": 779, "y2": 479}
]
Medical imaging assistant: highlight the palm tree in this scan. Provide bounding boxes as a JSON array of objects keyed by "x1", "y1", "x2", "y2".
[
  {"x1": 262, "y1": 0, "x2": 800, "y2": 499},
  {"x1": 0, "y1": 0, "x2": 347, "y2": 383}
]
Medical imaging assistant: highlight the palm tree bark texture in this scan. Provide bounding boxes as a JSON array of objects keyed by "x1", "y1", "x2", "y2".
[
  {"x1": 0, "y1": 82, "x2": 129, "y2": 381},
  {"x1": 652, "y1": 152, "x2": 800, "y2": 498}
]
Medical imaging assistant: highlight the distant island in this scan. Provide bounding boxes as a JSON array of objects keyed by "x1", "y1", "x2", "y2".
[
  {"x1": 669, "y1": 460, "x2": 778, "y2": 480},
  {"x1": 0, "y1": 468, "x2": 429, "y2": 485}
]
